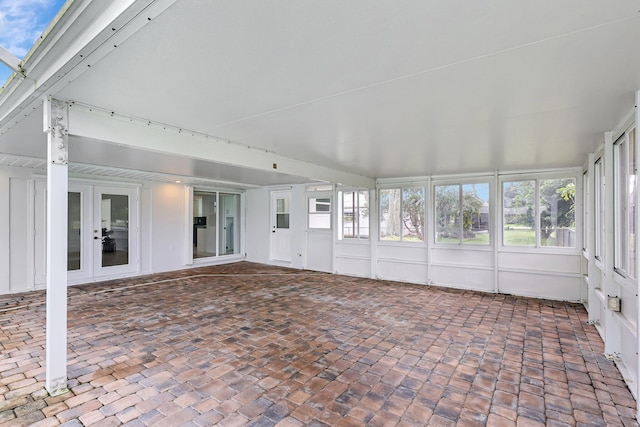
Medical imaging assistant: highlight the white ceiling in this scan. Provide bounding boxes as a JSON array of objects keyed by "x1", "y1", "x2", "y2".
[{"x1": 2, "y1": 0, "x2": 640, "y2": 183}]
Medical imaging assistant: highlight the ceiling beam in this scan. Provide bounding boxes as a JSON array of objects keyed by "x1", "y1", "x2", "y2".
[
  {"x1": 67, "y1": 102, "x2": 375, "y2": 189},
  {"x1": 0, "y1": 45, "x2": 21, "y2": 75}
]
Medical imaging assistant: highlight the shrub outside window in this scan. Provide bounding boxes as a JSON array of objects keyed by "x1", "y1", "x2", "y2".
[
  {"x1": 435, "y1": 183, "x2": 490, "y2": 245},
  {"x1": 503, "y1": 178, "x2": 576, "y2": 248},
  {"x1": 379, "y1": 187, "x2": 425, "y2": 242}
]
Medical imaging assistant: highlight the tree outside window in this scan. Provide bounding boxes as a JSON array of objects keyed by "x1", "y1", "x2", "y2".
[
  {"x1": 435, "y1": 183, "x2": 489, "y2": 245},
  {"x1": 380, "y1": 187, "x2": 425, "y2": 242},
  {"x1": 503, "y1": 178, "x2": 575, "y2": 247}
]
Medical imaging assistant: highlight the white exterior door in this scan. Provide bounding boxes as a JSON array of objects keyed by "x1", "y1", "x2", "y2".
[
  {"x1": 306, "y1": 192, "x2": 333, "y2": 272},
  {"x1": 270, "y1": 190, "x2": 292, "y2": 262},
  {"x1": 93, "y1": 185, "x2": 139, "y2": 277}
]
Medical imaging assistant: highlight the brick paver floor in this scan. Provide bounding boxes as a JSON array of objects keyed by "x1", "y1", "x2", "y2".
[{"x1": 0, "y1": 261, "x2": 637, "y2": 426}]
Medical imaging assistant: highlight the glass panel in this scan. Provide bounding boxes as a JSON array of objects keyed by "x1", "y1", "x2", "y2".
[
  {"x1": 435, "y1": 185, "x2": 460, "y2": 243},
  {"x1": 614, "y1": 137, "x2": 627, "y2": 270},
  {"x1": 503, "y1": 181, "x2": 535, "y2": 246},
  {"x1": 540, "y1": 178, "x2": 576, "y2": 247},
  {"x1": 583, "y1": 171, "x2": 588, "y2": 252},
  {"x1": 277, "y1": 197, "x2": 289, "y2": 214},
  {"x1": 101, "y1": 194, "x2": 129, "y2": 267},
  {"x1": 462, "y1": 183, "x2": 490, "y2": 245},
  {"x1": 342, "y1": 191, "x2": 355, "y2": 238},
  {"x1": 595, "y1": 159, "x2": 604, "y2": 259},
  {"x1": 193, "y1": 191, "x2": 217, "y2": 259},
  {"x1": 357, "y1": 190, "x2": 369, "y2": 239},
  {"x1": 276, "y1": 197, "x2": 290, "y2": 229},
  {"x1": 380, "y1": 189, "x2": 401, "y2": 240},
  {"x1": 68, "y1": 192, "x2": 81, "y2": 271},
  {"x1": 277, "y1": 214, "x2": 290, "y2": 228},
  {"x1": 402, "y1": 187, "x2": 425, "y2": 242},
  {"x1": 220, "y1": 193, "x2": 241, "y2": 255},
  {"x1": 629, "y1": 128, "x2": 637, "y2": 278},
  {"x1": 308, "y1": 197, "x2": 331, "y2": 229}
]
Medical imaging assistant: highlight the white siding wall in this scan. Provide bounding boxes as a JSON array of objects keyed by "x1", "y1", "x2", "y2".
[{"x1": 149, "y1": 183, "x2": 188, "y2": 273}]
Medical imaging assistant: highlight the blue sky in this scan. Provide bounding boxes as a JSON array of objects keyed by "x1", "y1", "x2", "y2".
[{"x1": 0, "y1": 0, "x2": 67, "y2": 85}]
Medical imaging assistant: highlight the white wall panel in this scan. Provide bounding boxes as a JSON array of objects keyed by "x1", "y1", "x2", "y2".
[
  {"x1": 335, "y1": 255, "x2": 370, "y2": 278},
  {"x1": 335, "y1": 242, "x2": 370, "y2": 258},
  {"x1": 9, "y1": 178, "x2": 30, "y2": 293},
  {"x1": 431, "y1": 265, "x2": 494, "y2": 292},
  {"x1": 377, "y1": 244, "x2": 428, "y2": 262},
  {"x1": 498, "y1": 251, "x2": 581, "y2": 274},
  {"x1": 377, "y1": 259, "x2": 427, "y2": 284},
  {"x1": 34, "y1": 180, "x2": 47, "y2": 287},
  {"x1": 245, "y1": 188, "x2": 270, "y2": 264},
  {"x1": 620, "y1": 282, "x2": 638, "y2": 330},
  {"x1": 498, "y1": 271, "x2": 581, "y2": 301},
  {"x1": 0, "y1": 171, "x2": 8, "y2": 295},
  {"x1": 150, "y1": 183, "x2": 187, "y2": 273},
  {"x1": 431, "y1": 247, "x2": 494, "y2": 266},
  {"x1": 620, "y1": 321, "x2": 638, "y2": 398}
]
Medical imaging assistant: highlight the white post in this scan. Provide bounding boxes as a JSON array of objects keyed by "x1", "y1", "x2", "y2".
[
  {"x1": 634, "y1": 89, "x2": 640, "y2": 418},
  {"x1": 44, "y1": 97, "x2": 69, "y2": 396},
  {"x1": 603, "y1": 131, "x2": 619, "y2": 357}
]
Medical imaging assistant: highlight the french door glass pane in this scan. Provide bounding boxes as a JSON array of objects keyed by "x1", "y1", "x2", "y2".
[
  {"x1": 68, "y1": 192, "x2": 81, "y2": 271},
  {"x1": 101, "y1": 194, "x2": 129, "y2": 267}
]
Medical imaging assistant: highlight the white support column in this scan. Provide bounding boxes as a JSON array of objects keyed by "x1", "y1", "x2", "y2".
[
  {"x1": 634, "y1": 89, "x2": 640, "y2": 418},
  {"x1": 603, "y1": 130, "x2": 620, "y2": 357},
  {"x1": 586, "y1": 153, "x2": 598, "y2": 322},
  {"x1": 44, "y1": 97, "x2": 69, "y2": 396}
]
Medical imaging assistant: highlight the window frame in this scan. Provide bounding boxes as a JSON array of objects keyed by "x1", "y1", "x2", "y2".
[
  {"x1": 191, "y1": 187, "x2": 244, "y2": 260},
  {"x1": 378, "y1": 186, "x2": 426, "y2": 243},
  {"x1": 337, "y1": 188, "x2": 370, "y2": 241},
  {"x1": 307, "y1": 192, "x2": 332, "y2": 231},
  {"x1": 613, "y1": 125, "x2": 637, "y2": 279},
  {"x1": 432, "y1": 179, "x2": 492, "y2": 247},
  {"x1": 500, "y1": 172, "x2": 579, "y2": 252}
]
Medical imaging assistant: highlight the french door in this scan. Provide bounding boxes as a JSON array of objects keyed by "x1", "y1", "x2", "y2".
[
  {"x1": 65, "y1": 183, "x2": 139, "y2": 282},
  {"x1": 92, "y1": 186, "x2": 139, "y2": 277}
]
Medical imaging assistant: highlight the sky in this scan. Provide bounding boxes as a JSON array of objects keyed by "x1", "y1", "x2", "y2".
[{"x1": 0, "y1": 0, "x2": 67, "y2": 85}]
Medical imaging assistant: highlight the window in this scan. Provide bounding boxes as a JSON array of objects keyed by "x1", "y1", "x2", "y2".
[
  {"x1": 308, "y1": 197, "x2": 331, "y2": 229},
  {"x1": 595, "y1": 158, "x2": 604, "y2": 260},
  {"x1": 503, "y1": 177, "x2": 576, "y2": 248},
  {"x1": 614, "y1": 127, "x2": 637, "y2": 278},
  {"x1": 582, "y1": 171, "x2": 589, "y2": 252},
  {"x1": 338, "y1": 190, "x2": 369, "y2": 240},
  {"x1": 379, "y1": 187, "x2": 425, "y2": 242},
  {"x1": 434, "y1": 183, "x2": 490, "y2": 245}
]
